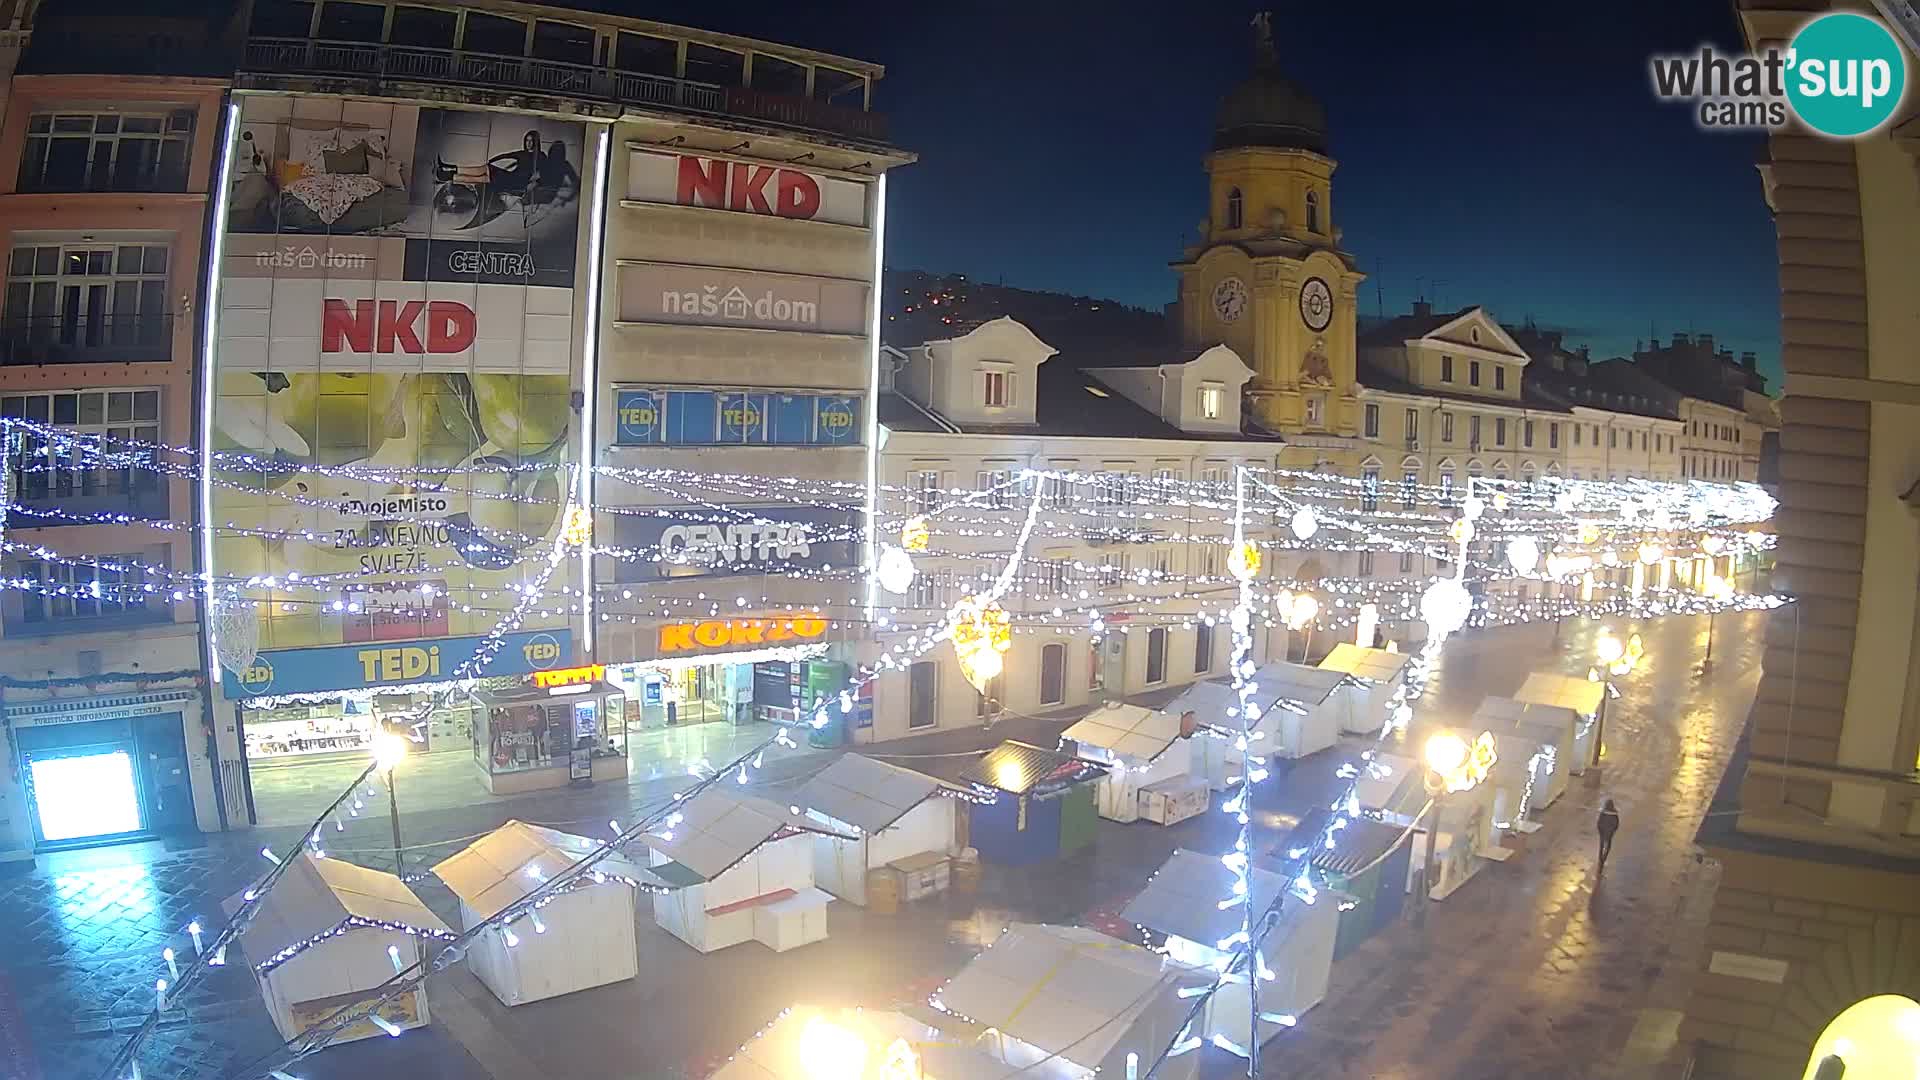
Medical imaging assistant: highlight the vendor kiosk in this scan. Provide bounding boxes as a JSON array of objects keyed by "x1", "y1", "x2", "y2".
[
  {"x1": 225, "y1": 852, "x2": 449, "y2": 1044},
  {"x1": 471, "y1": 669, "x2": 628, "y2": 795},
  {"x1": 1417, "y1": 724, "x2": 1507, "y2": 900},
  {"x1": 641, "y1": 790, "x2": 852, "y2": 954},
  {"x1": 1513, "y1": 672, "x2": 1606, "y2": 774},
  {"x1": 1122, "y1": 848, "x2": 1337, "y2": 1048},
  {"x1": 936, "y1": 923, "x2": 1212, "y2": 1080},
  {"x1": 1317, "y1": 644, "x2": 1412, "y2": 736},
  {"x1": 1352, "y1": 752, "x2": 1426, "y2": 825},
  {"x1": 1312, "y1": 818, "x2": 1413, "y2": 958},
  {"x1": 1162, "y1": 679, "x2": 1240, "y2": 792},
  {"x1": 431, "y1": 820, "x2": 646, "y2": 1005},
  {"x1": 1242, "y1": 662, "x2": 1347, "y2": 759},
  {"x1": 793, "y1": 754, "x2": 957, "y2": 907},
  {"x1": 1471, "y1": 696, "x2": 1580, "y2": 817},
  {"x1": 957, "y1": 742, "x2": 1106, "y2": 866},
  {"x1": 709, "y1": 1006, "x2": 1016, "y2": 1079},
  {"x1": 1061, "y1": 703, "x2": 1206, "y2": 824}
]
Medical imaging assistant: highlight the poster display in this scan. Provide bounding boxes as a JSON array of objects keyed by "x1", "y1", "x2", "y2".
[{"x1": 212, "y1": 96, "x2": 590, "y2": 670}]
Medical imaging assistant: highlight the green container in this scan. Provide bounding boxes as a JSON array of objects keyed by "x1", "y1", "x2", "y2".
[
  {"x1": 804, "y1": 661, "x2": 849, "y2": 748},
  {"x1": 1055, "y1": 785, "x2": 1098, "y2": 856}
]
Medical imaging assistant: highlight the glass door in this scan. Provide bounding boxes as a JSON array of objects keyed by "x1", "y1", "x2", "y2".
[{"x1": 25, "y1": 741, "x2": 146, "y2": 846}]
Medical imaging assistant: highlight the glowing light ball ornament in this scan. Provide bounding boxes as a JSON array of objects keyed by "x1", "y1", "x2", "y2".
[
  {"x1": 1289, "y1": 506, "x2": 1318, "y2": 540},
  {"x1": 560, "y1": 505, "x2": 593, "y2": 547},
  {"x1": 1420, "y1": 578, "x2": 1472, "y2": 640},
  {"x1": 1637, "y1": 542, "x2": 1665, "y2": 566},
  {"x1": 1354, "y1": 602, "x2": 1379, "y2": 647},
  {"x1": 1448, "y1": 518, "x2": 1475, "y2": 546},
  {"x1": 874, "y1": 545, "x2": 916, "y2": 595},
  {"x1": 899, "y1": 516, "x2": 930, "y2": 553},
  {"x1": 1284, "y1": 592, "x2": 1319, "y2": 631},
  {"x1": 1505, "y1": 536, "x2": 1541, "y2": 574},
  {"x1": 1578, "y1": 522, "x2": 1601, "y2": 545},
  {"x1": 1227, "y1": 541, "x2": 1262, "y2": 581},
  {"x1": 797, "y1": 1016, "x2": 867, "y2": 1080},
  {"x1": 951, "y1": 594, "x2": 1012, "y2": 692},
  {"x1": 1701, "y1": 535, "x2": 1726, "y2": 555},
  {"x1": 1462, "y1": 494, "x2": 1486, "y2": 521}
]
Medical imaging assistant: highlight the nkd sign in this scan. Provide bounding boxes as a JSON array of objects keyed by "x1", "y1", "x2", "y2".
[
  {"x1": 627, "y1": 150, "x2": 869, "y2": 228},
  {"x1": 618, "y1": 262, "x2": 868, "y2": 336},
  {"x1": 323, "y1": 299, "x2": 477, "y2": 354}
]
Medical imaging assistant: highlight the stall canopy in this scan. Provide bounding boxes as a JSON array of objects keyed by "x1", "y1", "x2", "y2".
[
  {"x1": 431, "y1": 820, "x2": 655, "y2": 919},
  {"x1": 1317, "y1": 644, "x2": 1412, "y2": 736},
  {"x1": 1062, "y1": 703, "x2": 1189, "y2": 765},
  {"x1": 959, "y1": 741, "x2": 1107, "y2": 797},
  {"x1": 1471, "y1": 696, "x2": 1580, "y2": 812},
  {"x1": 793, "y1": 753, "x2": 945, "y2": 834},
  {"x1": 935, "y1": 923, "x2": 1212, "y2": 1078},
  {"x1": 228, "y1": 851, "x2": 451, "y2": 967},
  {"x1": 639, "y1": 790, "x2": 852, "y2": 882},
  {"x1": 1242, "y1": 662, "x2": 1349, "y2": 758},
  {"x1": 1352, "y1": 752, "x2": 1427, "y2": 824},
  {"x1": 1163, "y1": 679, "x2": 1238, "y2": 725},
  {"x1": 1318, "y1": 643, "x2": 1410, "y2": 685},
  {"x1": 709, "y1": 1006, "x2": 1017, "y2": 1080},
  {"x1": 1514, "y1": 672, "x2": 1605, "y2": 773},
  {"x1": 1121, "y1": 848, "x2": 1287, "y2": 946}
]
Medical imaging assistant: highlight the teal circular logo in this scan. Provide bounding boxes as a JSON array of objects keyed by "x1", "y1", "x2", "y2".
[{"x1": 1786, "y1": 13, "x2": 1907, "y2": 137}]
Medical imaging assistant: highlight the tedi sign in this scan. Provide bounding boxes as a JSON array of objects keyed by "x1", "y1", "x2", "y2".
[{"x1": 322, "y1": 299, "x2": 477, "y2": 354}]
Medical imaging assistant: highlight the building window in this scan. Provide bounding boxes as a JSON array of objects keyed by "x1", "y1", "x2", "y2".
[
  {"x1": 1439, "y1": 470, "x2": 1454, "y2": 497},
  {"x1": 1305, "y1": 190, "x2": 1321, "y2": 233},
  {"x1": 1469, "y1": 415, "x2": 1482, "y2": 448},
  {"x1": 1040, "y1": 643, "x2": 1066, "y2": 706},
  {"x1": 1469, "y1": 360, "x2": 1482, "y2": 387},
  {"x1": 974, "y1": 672, "x2": 1003, "y2": 719},
  {"x1": 1494, "y1": 418, "x2": 1506, "y2": 446},
  {"x1": 1357, "y1": 549, "x2": 1374, "y2": 576},
  {"x1": 1523, "y1": 419, "x2": 1534, "y2": 448},
  {"x1": 1199, "y1": 382, "x2": 1224, "y2": 420},
  {"x1": 908, "y1": 661, "x2": 938, "y2": 729},
  {"x1": 982, "y1": 369, "x2": 1011, "y2": 408},
  {"x1": 4, "y1": 389, "x2": 164, "y2": 510},
  {"x1": 1304, "y1": 393, "x2": 1325, "y2": 428},
  {"x1": 1404, "y1": 408, "x2": 1418, "y2": 444},
  {"x1": 1399, "y1": 549, "x2": 1414, "y2": 573},
  {"x1": 19, "y1": 111, "x2": 196, "y2": 194},
  {"x1": 1194, "y1": 623, "x2": 1215, "y2": 674},
  {"x1": 1146, "y1": 627, "x2": 1168, "y2": 685},
  {"x1": 1225, "y1": 187, "x2": 1244, "y2": 230},
  {"x1": 1362, "y1": 466, "x2": 1380, "y2": 511},
  {"x1": 1609, "y1": 429, "x2": 1617, "y2": 449},
  {"x1": 1099, "y1": 551, "x2": 1130, "y2": 587},
  {"x1": 909, "y1": 469, "x2": 942, "y2": 513},
  {"x1": 14, "y1": 551, "x2": 166, "y2": 629},
  {"x1": 909, "y1": 568, "x2": 945, "y2": 612},
  {"x1": 1441, "y1": 412, "x2": 1454, "y2": 443},
  {"x1": 977, "y1": 468, "x2": 1012, "y2": 510},
  {"x1": 1573, "y1": 424, "x2": 1582, "y2": 446},
  {"x1": 6, "y1": 243, "x2": 173, "y2": 360},
  {"x1": 1401, "y1": 470, "x2": 1418, "y2": 509},
  {"x1": 1363, "y1": 403, "x2": 1380, "y2": 438},
  {"x1": 1441, "y1": 355, "x2": 1454, "y2": 383},
  {"x1": 1549, "y1": 423, "x2": 1560, "y2": 449},
  {"x1": 1036, "y1": 560, "x2": 1070, "y2": 598},
  {"x1": 1495, "y1": 366, "x2": 1507, "y2": 391},
  {"x1": 1195, "y1": 544, "x2": 1222, "y2": 579}
]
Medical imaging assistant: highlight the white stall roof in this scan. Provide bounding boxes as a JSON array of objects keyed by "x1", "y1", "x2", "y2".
[
  {"x1": 1318, "y1": 643, "x2": 1411, "y2": 684},
  {"x1": 1062, "y1": 703, "x2": 1189, "y2": 764},
  {"x1": 1121, "y1": 848, "x2": 1287, "y2": 946},
  {"x1": 1514, "y1": 672, "x2": 1606, "y2": 717},
  {"x1": 225, "y1": 851, "x2": 449, "y2": 962},
  {"x1": 1250, "y1": 662, "x2": 1348, "y2": 709},
  {"x1": 639, "y1": 790, "x2": 847, "y2": 883},
  {"x1": 936, "y1": 923, "x2": 1210, "y2": 1075},
  {"x1": 432, "y1": 820, "x2": 652, "y2": 919},
  {"x1": 1352, "y1": 753, "x2": 1424, "y2": 816},
  {"x1": 1164, "y1": 679, "x2": 1238, "y2": 723},
  {"x1": 708, "y1": 1006, "x2": 1017, "y2": 1080},
  {"x1": 793, "y1": 754, "x2": 944, "y2": 835},
  {"x1": 1473, "y1": 696, "x2": 1580, "y2": 737}
]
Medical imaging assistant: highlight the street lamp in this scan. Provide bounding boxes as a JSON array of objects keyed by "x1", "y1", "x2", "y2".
[
  {"x1": 1284, "y1": 592, "x2": 1318, "y2": 661},
  {"x1": 1418, "y1": 731, "x2": 1468, "y2": 915},
  {"x1": 372, "y1": 730, "x2": 408, "y2": 874},
  {"x1": 1700, "y1": 573, "x2": 1734, "y2": 675}
]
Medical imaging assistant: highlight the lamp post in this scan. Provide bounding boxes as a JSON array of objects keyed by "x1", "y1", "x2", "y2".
[
  {"x1": 1418, "y1": 731, "x2": 1469, "y2": 918},
  {"x1": 372, "y1": 730, "x2": 408, "y2": 874}
]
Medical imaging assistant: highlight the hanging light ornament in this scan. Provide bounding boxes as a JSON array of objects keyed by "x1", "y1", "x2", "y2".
[
  {"x1": 1227, "y1": 541, "x2": 1262, "y2": 581},
  {"x1": 1492, "y1": 491, "x2": 1510, "y2": 512},
  {"x1": 1449, "y1": 517, "x2": 1475, "y2": 546},
  {"x1": 1555, "y1": 487, "x2": 1580, "y2": 513},
  {"x1": 1285, "y1": 592, "x2": 1320, "y2": 631},
  {"x1": 1420, "y1": 578, "x2": 1472, "y2": 640},
  {"x1": 899, "y1": 516, "x2": 930, "y2": 553},
  {"x1": 951, "y1": 595, "x2": 1012, "y2": 692},
  {"x1": 1462, "y1": 494, "x2": 1486, "y2": 521},
  {"x1": 874, "y1": 545, "x2": 916, "y2": 595},
  {"x1": 1637, "y1": 542, "x2": 1665, "y2": 566},
  {"x1": 1701, "y1": 534, "x2": 1727, "y2": 555},
  {"x1": 560, "y1": 505, "x2": 593, "y2": 547},
  {"x1": 1289, "y1": 506, "x2": 1317, "y2": 540},
  {"x1": 1578, "y1": 522, "x2": 1601, "y2": 545},
  {"x1": 1505, "y1": 536, "x2": 1541, "y2": 574}
]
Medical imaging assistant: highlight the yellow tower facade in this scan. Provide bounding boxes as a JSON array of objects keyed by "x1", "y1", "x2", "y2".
[{"x1": 1173, "y1": 16, "x2": 1366, "y2": 457}]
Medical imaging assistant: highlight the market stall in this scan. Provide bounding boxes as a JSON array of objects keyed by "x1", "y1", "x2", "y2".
[
  {"x1": 640, "y1": 789, "x2": 853, "y2": 954},
  {"x1": 1513, "y1": 671, "x2": 1606, "y2": 774},
  {"x1": 224, "y1": 851, "x2": 451, "y2": 1043},
  {"x1": 430, "y1": 820, "x2": 650, "y2": 1006},
  {"x1": 708, "y1": 1005, "x2": 1016, "y2": 1079},
  {"x1": 1162, "y1": 679, "x2": 1241, "y2": 792},
  {"x1": 1352, "y1": 752, "x2": 1427, "y2": 825},
  {"x1": 1471, "y1": 696, "x2": 1579, "y2": 819},
  {"x1": 1311, "y1": 817, "x2": 1413, "y2": 959},
  {"x1": 1414, "y1": 725, "x2": 1506, "y2": 900},
  {"x1": 1242, "y1": 661, "x2": 1347, "y2": 759},
  {"x1": 792, "y1": 753, "x2": 957, "y2": 907},
  {"x1": 1316, "y1": 644, "x2": 1412, "y2": 736},
  {"x1": 1121, "y1": 848, "x2": 1337, "y2": 1049},
  {"x1": 1061, "y1": 703, "x2": 1206, "y2": 824},
  {"x1": 934, "y1": 922, "x2": 1212, "y2": 1080},
  {"x1": 471, "y1": 670, "x2": 629, "y2": 795},
  {"x1": 957, "y1": 742, "x2": 1107, "y2": 867}
]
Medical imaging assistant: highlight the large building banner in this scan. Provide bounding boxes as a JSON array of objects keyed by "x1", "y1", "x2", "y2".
[{"x1": 212, "y1": 96, "x2": 589, "y2": 663}]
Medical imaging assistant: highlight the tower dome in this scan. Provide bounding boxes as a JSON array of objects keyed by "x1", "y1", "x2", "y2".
[{"x1": 1213, "y1": 13, "x2": 1327, "y2": 155}]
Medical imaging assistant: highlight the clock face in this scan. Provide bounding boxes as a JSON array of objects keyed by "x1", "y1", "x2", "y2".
[
  {"x1": 1211, "y1": 277, "x2": 1248, "y2": 324},
  {"x1": 1299, "y1": 277, "x2": 1334, "y2": 332}
]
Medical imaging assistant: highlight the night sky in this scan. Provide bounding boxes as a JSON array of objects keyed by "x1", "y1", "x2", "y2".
[{"x1": 594, "y1": 2, "x2": 1780, "y2": 386}]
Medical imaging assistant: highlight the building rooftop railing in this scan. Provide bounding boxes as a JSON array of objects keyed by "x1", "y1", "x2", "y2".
[{"x1": 241, "y1": 38, "x2": 889, "y2": 144}]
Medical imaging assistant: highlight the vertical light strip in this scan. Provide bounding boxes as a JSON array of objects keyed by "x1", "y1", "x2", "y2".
[
  {"x1": 197, "y1": 100, "x2": 242, "y2": 683},
  {"x1": 577, "y1": 124, "x2": 612, "y2": 657},
  {"x1": 862, "y1": 172, "x2": 888, "y2": 621}
]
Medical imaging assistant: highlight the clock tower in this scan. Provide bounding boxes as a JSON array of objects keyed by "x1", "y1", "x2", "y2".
[{"x1": 1173, "y1": 13, "x2": 1365, "y2": 441}]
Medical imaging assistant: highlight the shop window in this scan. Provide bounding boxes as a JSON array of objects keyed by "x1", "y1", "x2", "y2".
[
  {"x1": 1194, "y1": 623, "x2": 1215, "y2": 674},
  {"x1": 1040, "y1": 643, "x2": 1066, "y2": 706},
  {"x1": 685, "y1": 43, "x2": 744, "y2": 87},
  {"x1": 461, "y1": 12, "x2": 527, "y2": 56},
  {"x1": 19, "y1": 112, "x2": 195, "y2": 194},
  {"x1": 388, "y1": 6, "x2": 456, "y2": 48},
  {"x1": 1146, "y1": 627, "x2": 1168, "y2": 685},
  {"x1": 909, "y1": 661, "x2": 938, "y2": 729}
]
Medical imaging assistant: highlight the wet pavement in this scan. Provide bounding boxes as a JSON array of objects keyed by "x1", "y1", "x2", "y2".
[{"x1": 0, "y1": 611, "x2": 1763, "y2": 1080}]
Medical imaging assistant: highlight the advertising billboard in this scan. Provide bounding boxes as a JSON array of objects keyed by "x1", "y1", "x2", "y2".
[
  {"x1": 617, "y1": 261, "x2": 869, "y2": 335},
  {"x1": 609, "y1": 505, "x2": 858, "y2": 583},
  {"x1": 212, "y1": 96, "x2": 590, "y2": 682},
  {"x1": 625, "y1": 150, "x2": 870, "y2": 227},
  {"x1": 612, "y1": 387, "x2": 859, "y2": 447}
]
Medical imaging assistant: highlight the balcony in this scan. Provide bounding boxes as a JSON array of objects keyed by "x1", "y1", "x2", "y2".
[
  {"x1": 1, "y1": 315, "x2": 174, "y2": 366},
  {"x1": 241, "y1": 39, "x2": 889, "y2": 144}
]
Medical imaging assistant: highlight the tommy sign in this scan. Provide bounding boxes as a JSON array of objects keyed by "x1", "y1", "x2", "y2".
[
  {"x1": 618, "y1": 262, "x2": 869, "y2": 336},
  {"x1": 626, "y1": 150, "x2": 870, "y2": 227}
]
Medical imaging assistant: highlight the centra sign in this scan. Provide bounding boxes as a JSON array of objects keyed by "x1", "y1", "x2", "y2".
[{"x1": 658, "y1": 617, "x2": 829, "y2": 654}]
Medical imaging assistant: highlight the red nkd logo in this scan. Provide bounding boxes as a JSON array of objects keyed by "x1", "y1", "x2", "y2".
[
  {"x1": 675, "y1": 156, "x2": 821, "y2": 219},
  {"x1": 322, "y1": 299, "x2": 477, "y2": 354}
]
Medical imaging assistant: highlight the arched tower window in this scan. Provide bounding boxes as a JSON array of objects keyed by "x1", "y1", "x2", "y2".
[
  {"x1": 1226, "y1": 187, "x2": 1244, "y2": 230},
  {"x1": 1305, "y1": 190, "x2": 1321, "y2": 233}
]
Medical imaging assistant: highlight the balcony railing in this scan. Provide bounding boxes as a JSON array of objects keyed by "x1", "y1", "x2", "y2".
[
  {"x1": 0, "y1": 315, "x2": 174, "y2": 366},
  {"x1": 15, "y1": 163, "x2": 191, "y2": 196},
  {"x1": 242, "y1": 38, "x2": 889, "y2": 143},
  {"x1": 7, "y1": 476, "x2": 169, "y2": 526}
]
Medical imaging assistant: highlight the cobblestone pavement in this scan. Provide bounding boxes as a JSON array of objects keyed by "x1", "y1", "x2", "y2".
[{"x1": 0, "y1": 611, "x2": 1764, "y2": 1080}]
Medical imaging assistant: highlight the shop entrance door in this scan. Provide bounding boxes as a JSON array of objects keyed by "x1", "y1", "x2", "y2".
[{"x1": 24, "y1": 742, "x2": 145, "y2": 846}]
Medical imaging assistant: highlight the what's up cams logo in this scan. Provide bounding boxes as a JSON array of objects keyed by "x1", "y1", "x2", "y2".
[{"x1": 1651, "y1": 12, "x2": 1908, "y2": 137}]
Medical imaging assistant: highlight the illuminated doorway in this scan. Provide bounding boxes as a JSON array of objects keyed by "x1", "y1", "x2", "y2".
[{"x1": 27, "y1": 746, "x2": 144, "y2": 844}]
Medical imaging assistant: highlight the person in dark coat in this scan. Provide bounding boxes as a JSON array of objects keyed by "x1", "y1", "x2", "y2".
[{"x1": 1596, "y1": 798, "x2": 1621, "y2": 873}]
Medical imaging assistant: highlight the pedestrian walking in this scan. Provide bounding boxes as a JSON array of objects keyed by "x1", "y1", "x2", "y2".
[{"x1": 1596, "y1": 798, "x2": 1621, "y2": 874}]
